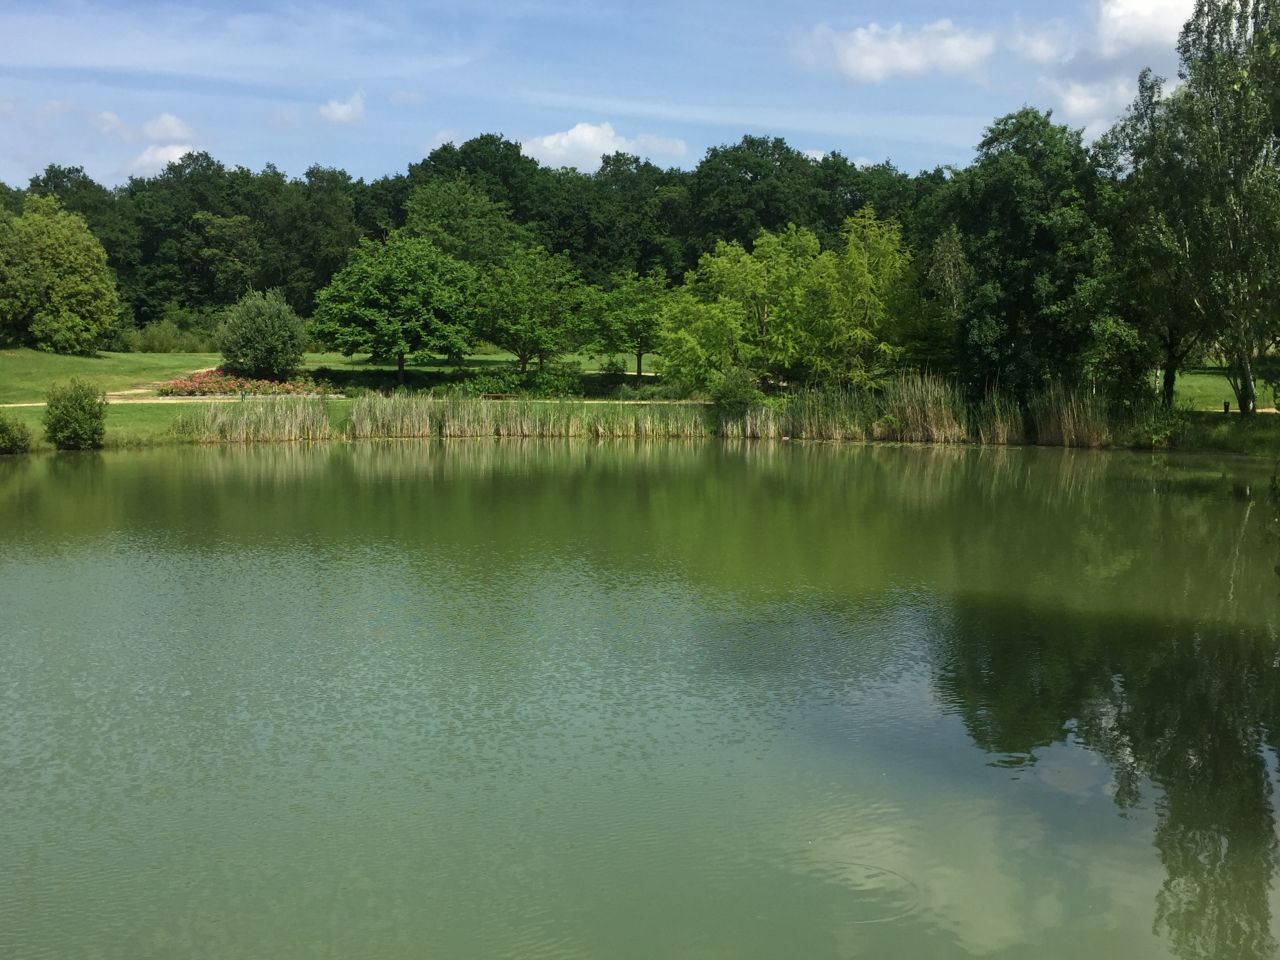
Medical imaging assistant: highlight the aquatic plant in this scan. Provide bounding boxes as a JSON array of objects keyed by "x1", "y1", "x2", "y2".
[{"x1": 172, "y1": 398, "x2": 333, "y2": 443}]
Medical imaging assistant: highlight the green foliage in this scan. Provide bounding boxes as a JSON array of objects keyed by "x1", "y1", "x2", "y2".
[
  {"x1": 948, "y1": 108, "x2": 1127, "y2": 399},
  {"x1": 312, "y1": 235, "x2": 476, "y2": 376},
  {"x1": 216, "y1": 289, "x2": 306, "y2": 379},
  {"x1": 484, "y1": 243, "x2": 585, "y2": 373},
  {"x1": 402, "y1": 177, "x2": 531, "y2": 267},
  {"x1": 0, "y1": 195, "x2": 120, "y2": 354},
  {"x1": 663, "y1": 212, "x2": 905, "y2": 389},
  {"x1": 129, "y1": 318, "x2": 215, "y2": 353},
  {"x1": 0, "y1": 411, "x2": 33, "y2": 454},
  {"x1": 43, "y1": 378, "x2": 107, "y2": 450},
  {"x1": 709, "y1": 367, "x2": 764, "y2": 422},
  {"x1": 596, "y1": 269, "x2": 668, "y2": 379}
]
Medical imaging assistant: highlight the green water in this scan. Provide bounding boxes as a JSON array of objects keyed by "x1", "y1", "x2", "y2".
[{"x1": 1, "y1": 442, "x2": 1277, "y2": 960}]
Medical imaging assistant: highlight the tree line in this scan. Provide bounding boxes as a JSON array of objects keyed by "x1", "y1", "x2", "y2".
[{"x1": 2, "y1": 0, "x2": 1279, "y2": 415}]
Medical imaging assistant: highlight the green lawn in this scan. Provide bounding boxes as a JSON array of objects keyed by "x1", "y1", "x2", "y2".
[
  {"x1": 0, "y1": 349, "x2": 219, "y2": 404},
  {"x1": 1175, "y1": 367, "x2": 1279, "y2": 412}
]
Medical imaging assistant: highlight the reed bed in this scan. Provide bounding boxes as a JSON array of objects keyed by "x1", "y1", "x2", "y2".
[
  {"x1": 349, "y1": 394, "x2": 712, "y2": 440},
  {"x1": 172, "y1": 399, "x2": 334, "y2": 443},
  {"x1": 972, "y1": 393, "x2": 1028, "y2": 445},
  {"x1": 875, "y1": 374, "x2": 968, "y2": 443},
  {"x1": 1029, "y1": 382, "x2": 1113, "y2": 448},
  {"x1": 167, "y1": 375, "x2": 1163, "y2": 451}
]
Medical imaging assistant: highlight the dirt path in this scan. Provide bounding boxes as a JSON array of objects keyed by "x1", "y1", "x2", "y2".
[{"x1": 0, "y1": 393, "x2": 252, "y2": 408}]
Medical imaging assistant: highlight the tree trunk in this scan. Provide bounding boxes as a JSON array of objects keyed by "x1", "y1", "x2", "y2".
[
  {"x1": 636, "y1": 352, "x2": 643, "y2": 382},
  {"x1": 1161, "y1": 364, "x2": 1177, "y2": 408},
  {"x1": 517, "y1": 354, "x2": 529, "y2": 375},
  {"x1": 397, "y1": 352, "x2": 405, "y2": 384},
  {"x1": 1229, "y1": 353, "x2": 1258, "y2": 418}
]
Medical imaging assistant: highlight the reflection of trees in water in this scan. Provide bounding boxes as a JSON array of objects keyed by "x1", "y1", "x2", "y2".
[{"x1": 935, "y1": 597, "x2": 1280, "y2": 960}]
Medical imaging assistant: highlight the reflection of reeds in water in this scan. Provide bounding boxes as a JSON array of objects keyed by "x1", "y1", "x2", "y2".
[{"x1": 172, "y1": 400, "x2": 334, "y2": 443}]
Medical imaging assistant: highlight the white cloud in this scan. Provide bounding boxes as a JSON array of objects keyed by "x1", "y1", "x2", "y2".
[
  {"x1": 1010, "y1": 23, "x2": 1071, "y2": 64},
  {"x1": 802, "y1": 149, "x2": 826, "y2": 161},
  {"x1": 1044, "y1": 77, "x2": 1136, "y2": 136},
  {"x1": 129, "y1": 143, "x2": 194, "y2": 175},
  {"x1": 142, "y1": 112, "x2": 194, "y2": 141},
  {"x1": 521, "y1": 121, "x2": 687, "y2": 171},
  {"x1": 93, "y1": 111, "x2": 127, "y2": 137},
  {"x1": 802, "y1": 20, "x2": 996, "y2": 83},
  {"x1": 1096, "y1": 0, "x2": 1193, "y2": 57},
  {"x1": 318, "y1": 89, "x2": 366, "y2": 123}
]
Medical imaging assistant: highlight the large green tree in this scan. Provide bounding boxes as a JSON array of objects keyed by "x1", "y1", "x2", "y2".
[
  {"x1": 947, "y1": 108, "x2": 1128, "y2": 399},
  {"x1": 597, "y1": 269, "x2": 669, "y2": 380},
  {"x1": 312, "y1": 235, "x2": 476, "y2": 379},
  {"x1": 1170, "y1": 0, "x2": 1280, "y2": 415},
  {"x1": 402, "y1": 177, "x2": 531, "y2": 267},
  {"x1": 0, "y1": 195, "x2": 120, "y2": 354},
  {"x1": 664, "y1": 212, "x2": 906, "y2": 388},
  {"x1": 1102, "y1": 72, "x2": 1210, "y2": 406},
  {"x1": 485, "y1": 244, "x2": 585, "y2": 373}
]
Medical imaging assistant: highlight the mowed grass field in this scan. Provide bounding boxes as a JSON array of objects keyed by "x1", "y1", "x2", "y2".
[{"x1": 0, "y1": 349, "x2": 220, "y2": 405}]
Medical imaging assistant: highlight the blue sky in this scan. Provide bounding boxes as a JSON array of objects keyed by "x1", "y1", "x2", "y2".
[{"x1": 0, "y1": 0, "x2": 1193, "y2": 185}]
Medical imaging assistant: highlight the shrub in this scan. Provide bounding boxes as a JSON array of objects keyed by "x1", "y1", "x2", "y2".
[
  {"x1": 528, "y1": 361, "x2": 585, "y2": 398},
  {"x1": 158, "y1": 369, "x2": 330, "y2": 397},
  {"x1": 216, "y1": 290, "x2": 305, "y2": 380},
  {"x1": 43, "y1": 379, "x2": 106, "y2": 450},
  {"x1": 0, "y1": 412, "x2": 32, "y2": 454},
  {"x1": 710, "y1": 367, "x2": 764, "y2": 423},
  {"x1": 136, "y1": 318, "x2": 213, "y2": 353},
  {"x1": 457, "y1": 366, "x2": 524, "y2": 396}
]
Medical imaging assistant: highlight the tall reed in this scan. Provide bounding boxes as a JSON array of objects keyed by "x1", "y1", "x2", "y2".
[
  {"x1": 875, "y1": 374, "x2": 968, "y2": 443},
  {"x1": 1029, "y1": 382, "x2": 1112, "y2": 448},
  {"x1": 972, "y1": 393, "x2": 1027, "y2": 446},
  {"x1": 349, "y1": 394, "x2": 711, "y2": 440},
  {"x1": 172, "y1": 399, "x2": 333, "y2": 443}
]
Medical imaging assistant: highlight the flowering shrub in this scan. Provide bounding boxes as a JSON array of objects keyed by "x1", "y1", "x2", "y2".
[{"x1": 158, "y1": 369, "x2": 332, "y2": 397}]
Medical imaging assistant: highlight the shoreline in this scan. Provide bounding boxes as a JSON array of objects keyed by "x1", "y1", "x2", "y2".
[{"x1": 2, "y1": 397, "x2": 1279, "y2": 461}]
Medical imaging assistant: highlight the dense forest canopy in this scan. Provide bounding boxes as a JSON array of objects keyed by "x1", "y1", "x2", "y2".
[{"x1": 3, "y1": 0, "x2": 1280, "y2": 414}]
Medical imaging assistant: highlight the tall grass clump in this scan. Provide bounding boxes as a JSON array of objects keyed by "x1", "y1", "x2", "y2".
[
  {"x1": 971, "y1": 393, "x2": 1027, "y2": 445},
  {"x1": 875, "y1": 374, "x2": 967, "y2": 443},
  {"x1": 1029, "y1": 382, "x2": 1112, "y2": 448},
  {"x1": 774, "y1": 389, "x2": 874, "y2": 441},
  {"x1": 349, "y1": 393, "x2": 711, "y2": 440},
  {"x1": 173, "y1": 399, "x2": 332, "y2": 443}
]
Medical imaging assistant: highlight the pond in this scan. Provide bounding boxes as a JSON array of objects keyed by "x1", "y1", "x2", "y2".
[{"x1": 1, "y1": 441, "x2": 1277, "y2": 960}]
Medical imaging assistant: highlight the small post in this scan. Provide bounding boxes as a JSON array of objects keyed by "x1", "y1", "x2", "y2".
[{"x1": 1224, "y1": 401, "x2": 1231, "y2": 414}]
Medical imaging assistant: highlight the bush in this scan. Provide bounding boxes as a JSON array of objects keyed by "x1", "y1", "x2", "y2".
[
  {"x1": 710, "y1": 367, "x2": 764, "y2": 422},
  {"x1": 528, "y1": 361, "x2": 585, "y2": 398},
  {"x1": 43, "y1": 379, "x2": 106, "y2": 450},
  {"x1": 0, "y1": 412, "x2": 32, "y2": 454},
  {"x1": 216, "y1": 290, "x2": 305, "y2": 379},
  {"x1": 134, "y1": 318, "x2": 214, "y2": 353}
]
